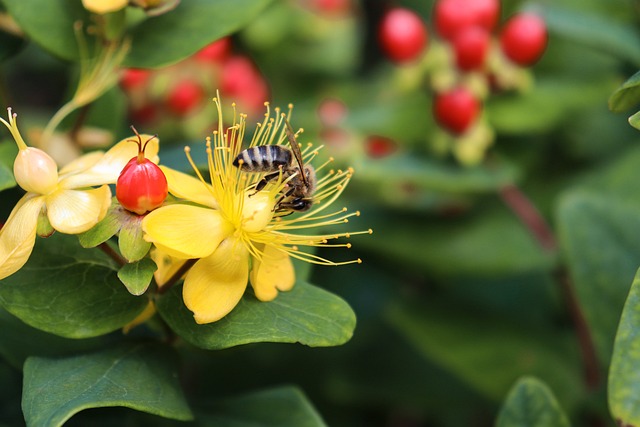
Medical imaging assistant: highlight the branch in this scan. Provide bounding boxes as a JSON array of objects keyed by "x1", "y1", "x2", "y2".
[{"x1": 498, "y1": 183, "x2": 601, "y2": 390}]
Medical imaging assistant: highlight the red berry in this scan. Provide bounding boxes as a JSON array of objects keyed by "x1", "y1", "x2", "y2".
[
  {"x1": 308, "y1": 0, "x2": 352, "y2": 16},
  {"x1": 318, "y1": 98, "x2": 348, "y2": 127},
  {"x1": 120, "y1": 68, "x2": 151, "y2": 91},
  {"x1": 500, "y1": 13, "x2": 547, "y2": 66},
  {"x1": 365, "y1": 135, "x2": 397, "y2": 158},
  {"x1": 220, "y1": 56, "x2": 269, "y2": 114},
  {"x1": 116, "y1": 133, "x2": 168, "y2": 215},
  {"x1": 434, "y1": 0, "x2": 500, "y2": 39},
  {"x1": 453, "y1": 26, "x2": 491, "y2": 71},
  {"x1": 378, "y1": 7, "x2": 428, "y2": 63},
  {"x1": 469, "y1": 0, "x2": 500, "y2": 31},
  {"x1": 166, "y1": 80, "x2": 204, "y2": 116},
  {"x1": 433, "y1": 88, "x2": 481, "y2": 135},
  {"x1": 130, "y1": 104, "x2": 157, "y2": 124},
  {"x1": 194, "y1": 37, "x2": 231, "y2": 63}
]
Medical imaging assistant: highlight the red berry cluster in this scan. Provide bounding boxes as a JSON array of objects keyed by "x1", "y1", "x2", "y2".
[
  {"x1": 377, "y1": 1, "x2": 547, "y2": 163},
  {"x1": 119, "y1": 37, "x2": 269, "y2": 139}
]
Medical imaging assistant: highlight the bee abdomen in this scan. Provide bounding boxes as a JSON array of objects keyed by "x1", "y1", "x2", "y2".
[{"x1": 233, "y1": 145, "x2": 292, "y2": 172}]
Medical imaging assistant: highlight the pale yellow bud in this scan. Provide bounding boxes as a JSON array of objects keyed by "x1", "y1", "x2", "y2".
[{"x1": 13, "y1": 147, "x2": 59, "y2": 194}]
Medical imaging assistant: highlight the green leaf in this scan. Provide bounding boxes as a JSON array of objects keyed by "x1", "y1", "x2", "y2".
[
  {"x1": 117, "y1": 258, "x2": 157, "y2": 296},
  {"x1": 78, "y1": 200, "x2": 124, "y2": 248},
  {"x1": 22, "y1": 343, "x2": 193, "y2": 427},
  {"x1": 0, "y1": 307, "x2": 111, "y2": 369},
  {"x1": 609, "y1": 269, "x2": 640, "y2": 426},
  {"x1": 610, "y1": 70, "x2": 640, "y2": 112},
  {"x1": 156, "y1": 281, "x2": 356, "y2": 349},
  {"x1": 0, "y1": 233, "x2": 149, "y2": 338},
  {"x1": 557, "y1": 190, "x2": 640, "y2": 365},
  {"x1": 628, "y1": 110, "x2": 640, "y2": 130},
  {"x1": 0, "y1": 142, "x2": 17, "y2": 191},
  {"x1": 124, "y1": 0, "x2": 274, "y2": 68},
  {"x1": 197, "y1": 386, "x2": 326, "y2": 427},
  {"x1": 487, "y1": 78, "x2": 616, "y2": 134},
  {"x1": 496, "y1": 377, "x2": 571, "y2": 427},
  {"x1": 359, "y1": 203, "x2": 556, "y2": 278},
  {"x1": 352, "y1": 152, "x2": 519, "y2": 197},
  {"x1": 2, "y1": 0, "x2": 88, "y2": 60},
  {"x1": 386, "y1": 301, "x2": 583, "y2": 407},
  {"x1": 541, "y1": 4, "x2": 640, "y2": 66}
]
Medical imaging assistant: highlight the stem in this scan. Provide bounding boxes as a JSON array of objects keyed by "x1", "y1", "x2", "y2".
[
  {"x1": 498, "y1": 184, "x2": 556, "y2": 251},
  {"x1": 40, "y1": 100, "x2": 78, "y2": 147},
  {"x1": 69, "y1": 103, "x2": 91, "y2": 142},
  {"x1": 157, "y1": 258, "x2": 197, "y2": 295},
  {"x1": 98, "y1": 242, "x2": 126, "y2": 266},
  {"x1": 498, "y1": 183, "x2": 601, "y2": 390}
]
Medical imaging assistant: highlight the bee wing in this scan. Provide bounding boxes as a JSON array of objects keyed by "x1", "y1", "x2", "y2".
[{"x1": 284, "y1": 119, "x2": 308, "y2": 186}]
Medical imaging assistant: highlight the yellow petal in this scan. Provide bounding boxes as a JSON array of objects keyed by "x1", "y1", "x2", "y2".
[
  {"x1": 122, "y1": 300, "x2": 156, "y2": 334},
  {"x1": 183, "y1": 237, "x2": 249, "y2": 324},
  {"x1": 46, "y1": 185, "x2": 112, "y2": 234},
  {"x1": 82, "y1": 0, "x2": 128, "y2": 14},
  {"x1": 0, "y1": 195, "x2": 45, "y2": 280},
  {"x1": 160, "y1": 165, "x2": 218, "y2": 209},
  {"x1": 58, "y1": 151, "x2": 104, "y2": 177},
  {"x1": 150, "y1": 247, "x2": 184, "y2": 287},
  {"x1": 249, "y1": 244, "x2": 295, "y2": 301},
  {"x1": 142, "y1": 204, "x2": 233, "y2": 259},
  {"x1": 58, "y1": 135, "x2": 160, "y2": 189}
]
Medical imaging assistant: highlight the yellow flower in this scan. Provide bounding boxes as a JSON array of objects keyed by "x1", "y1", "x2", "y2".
[
  {"x1": 0, "y1": 108, "x2": 159, "y2": 280},
  {"x1": 143, "y1": 98, "x2": 369, "y2": 324},
  {"x1": 82, "y1": 0, "x2": 129, "y2": 14}
]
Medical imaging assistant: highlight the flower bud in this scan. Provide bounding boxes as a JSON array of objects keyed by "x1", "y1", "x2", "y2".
[
  {"x1": 116, "y1": 156, "x2": 168, "y2": 215},
  {"x1": 116, "y1": 130, "x2": 167, "y2": 215},
  {"x1": 13, "y1": 147, "x2": 59, "y2": 194}
]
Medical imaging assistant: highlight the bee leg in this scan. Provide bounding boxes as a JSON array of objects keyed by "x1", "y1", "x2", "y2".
[{"x1": 250, "y1": 171, "x2": 281, "y2": 196}]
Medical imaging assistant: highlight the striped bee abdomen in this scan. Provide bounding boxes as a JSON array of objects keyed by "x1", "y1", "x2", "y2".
[{"x1": 233, "y1": 145, "x2": 292, "y2": 172}]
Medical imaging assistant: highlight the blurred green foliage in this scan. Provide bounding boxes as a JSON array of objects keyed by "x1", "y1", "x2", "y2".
[{"x1": 1, "y1": 0, "x2": 640, "y2": 426}]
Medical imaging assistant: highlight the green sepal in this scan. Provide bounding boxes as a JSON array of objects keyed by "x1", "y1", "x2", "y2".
[
  {"x1": 79, "y1": 200, "x2": 151, "y2": 262},
  {"x1": 78, "y1": 199, "x2": 126, "y2": 248},
  {"x1": 117, "y1": 258, "x2": 157, "y2": 296},
  {"x1": 156, "y1": 281, "x2": 356, "y2": 349},
  {"x1": 22, "y1": 343, "x2": 194, "y2": 427},
  {"x1": 495, "y1": 377, "x2": 571, "y2": 427},
  {"x1": 35, "y1": 210, "x2": 54, "y2": 238},
  {"x1": 118, "y1": 213, "x2": 152, "y2": 262}
]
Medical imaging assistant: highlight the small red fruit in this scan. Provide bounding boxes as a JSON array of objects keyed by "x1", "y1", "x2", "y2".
[
  {"x1": 365, "y1": 135, "x2": 397, "y2": 158},
  {"x1": 194, "y1": 37, "x2": 232, "y2": 63},
  {"x1": 120, "y1": 68, "x2": 151, "y2": 91},
  {"x1": 434, "y1": 0, "x2": 500, "y2": 39},
  {"x1": 469, "y1": 0, "x2": 500, "y2": 32},
  {"x1": 378, "y1": 7, "x2": 428, "y2": 63},
  {"x1": 500, "y1": 13, "x2": 547, "y2": 66},
  {"x1": 433, "y1": 88, "x2": 481, "y2": 135},
  {"x1": 116, "y1": 129, "x2": 168, "y2": 215},
  {"x1": 220, "y1": 56, "x2": 270, "y2": 115},
  {"x1": 453, "y1": 26, "x2": 491, "y2": 71},
  {"x1": 166, "y1": 80, "x2": 204, "y2": 116}
]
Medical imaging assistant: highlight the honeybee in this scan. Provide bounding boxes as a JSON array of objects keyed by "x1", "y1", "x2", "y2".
[{"x1": 233, "y1": 119, "x2": 316, "y2": 212}]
